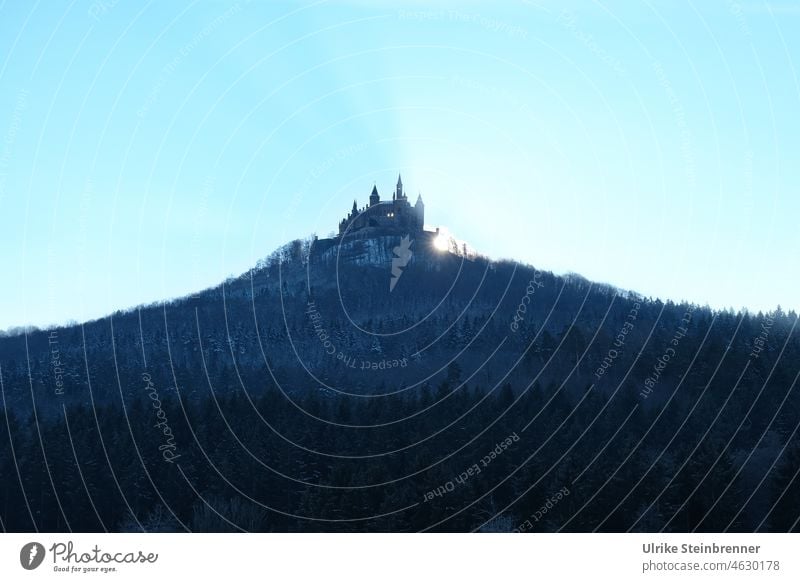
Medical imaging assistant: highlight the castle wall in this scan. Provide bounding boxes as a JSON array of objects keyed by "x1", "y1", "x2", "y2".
[{"x1": 339, "y1": 198, "x2": 423, "y2": 237}]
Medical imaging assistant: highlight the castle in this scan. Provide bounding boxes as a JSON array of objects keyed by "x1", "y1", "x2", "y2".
[{"x1": 338, "y1": 174, "x2": 424, "y2": 237}]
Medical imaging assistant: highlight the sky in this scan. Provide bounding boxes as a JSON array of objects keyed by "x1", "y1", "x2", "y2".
[{"x1": 0, "y1": 0, "x2": 798, "y2": 331}]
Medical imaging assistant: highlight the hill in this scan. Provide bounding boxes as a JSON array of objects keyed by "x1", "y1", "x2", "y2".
[{"x1": 0, "y1": 231, "x2": 798, "y2": 532}]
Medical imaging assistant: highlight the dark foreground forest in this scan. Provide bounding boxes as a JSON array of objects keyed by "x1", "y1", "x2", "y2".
[{"x1": 1, "y1": 234, "x2": 799, "y2": 532}]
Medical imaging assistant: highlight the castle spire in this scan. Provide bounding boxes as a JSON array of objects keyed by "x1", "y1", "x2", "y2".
[
  {"x1": 396, "y1": 173, "x2": 403, "y2": 200},
  {"x1": 352, "y1": 199, "x2": 358, "y2": 214},
  {"x1": 369, "y1": 183, "x2": 380, "y2": 207}
]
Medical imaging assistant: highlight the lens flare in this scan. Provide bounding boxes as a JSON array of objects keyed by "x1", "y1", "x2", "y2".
[{"x1": 433, "y1": 228, "x2": 450, "y2": 252}]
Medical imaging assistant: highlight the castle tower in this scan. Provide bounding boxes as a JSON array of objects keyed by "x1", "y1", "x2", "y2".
[
  {"x1": 415, "y1": 193, "x2": 425, "y2": 228},
  {"x1": 369, "y1": 184, "x2": 380, "y2": 207},
  {"x1": 396, "y1": 174, "x2": 404, "y2": 200}
]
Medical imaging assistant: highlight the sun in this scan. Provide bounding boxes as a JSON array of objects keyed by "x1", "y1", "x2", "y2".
[{"x1": 433, "y1": 231, "x2": 449, "y2": 252}]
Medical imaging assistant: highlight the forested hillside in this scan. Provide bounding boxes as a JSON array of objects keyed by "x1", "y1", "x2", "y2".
[{"x1": 1, "y1": 234, "x2": 798, "y2": 532}]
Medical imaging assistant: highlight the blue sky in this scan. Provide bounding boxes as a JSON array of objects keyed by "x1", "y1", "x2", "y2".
[{"x1": 0, "y1": 0, "x2": 798, "y2": 330}]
